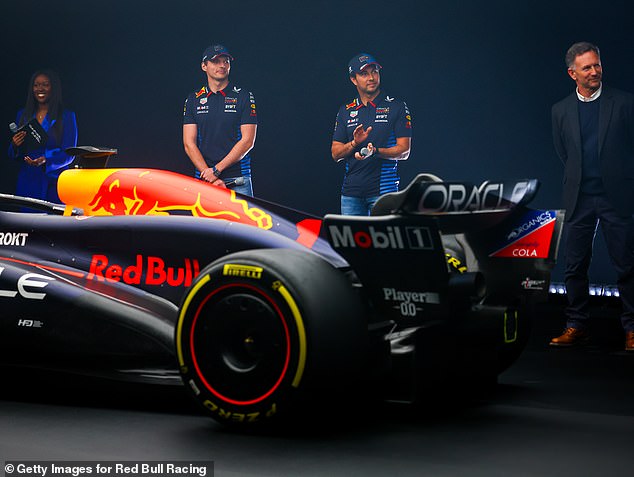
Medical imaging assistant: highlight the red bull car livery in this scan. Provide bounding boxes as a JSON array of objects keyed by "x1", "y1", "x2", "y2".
[{"x1": 0, "y1": 167, "x2": 563, "y2": 426}]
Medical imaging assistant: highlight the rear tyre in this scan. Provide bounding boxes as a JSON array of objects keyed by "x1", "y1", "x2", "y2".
[{"x1": 175, "y1": 249, "x2": 367, "y2": 427}]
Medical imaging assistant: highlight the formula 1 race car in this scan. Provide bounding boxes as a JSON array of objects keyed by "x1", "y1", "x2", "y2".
[{"x1": 0, "y1": 164, "x2": 563, "y2": 426}]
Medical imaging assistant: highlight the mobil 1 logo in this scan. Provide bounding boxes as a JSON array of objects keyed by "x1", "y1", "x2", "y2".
[{"x1": 328, "y1": 224, "x2": 434, "y2": 250}]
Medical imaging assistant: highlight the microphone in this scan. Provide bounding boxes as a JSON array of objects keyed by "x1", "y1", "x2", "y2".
[
  {"x1": 224, "y1": 176, "x2": 246, "y2": 188},
  {"x1": 9, "y1": 122, "x2": 18, "y2": 134},
  {"x1": 360, "y1": 146, "x2": 373, "y2": 158}
]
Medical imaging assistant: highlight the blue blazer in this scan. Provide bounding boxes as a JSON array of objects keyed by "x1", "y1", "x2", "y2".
[
  {"x1": 552, "y1": 86, "x2": 634, "y2": 219},
  {"x1": 8, "y1": 109, "x2": 78, "y2": 203}
]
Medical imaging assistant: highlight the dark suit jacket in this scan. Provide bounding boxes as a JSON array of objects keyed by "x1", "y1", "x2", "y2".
[{"x1": 552, "y1": 86, "x2": 634, "y2": 219}]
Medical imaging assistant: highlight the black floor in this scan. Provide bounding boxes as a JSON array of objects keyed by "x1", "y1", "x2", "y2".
[{"x1": 2, "y1": 301, "x2": 633, "y2": 476}]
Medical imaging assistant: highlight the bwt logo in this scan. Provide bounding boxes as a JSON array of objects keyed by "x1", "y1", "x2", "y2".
[{"x1": 329, "y1": 225, "x2": 433, "y2": 250}]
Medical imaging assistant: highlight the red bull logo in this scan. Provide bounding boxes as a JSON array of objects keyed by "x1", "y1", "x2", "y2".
[
  {"x1": 88, "y1": 254, "x2": 200, "y2": 287},
  {"x1": 58, "y1": 169, "x2": 272, "y2": 230}
]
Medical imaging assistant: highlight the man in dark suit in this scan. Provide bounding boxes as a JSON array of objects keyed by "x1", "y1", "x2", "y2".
[{"x1": 550, "y1": 41, "x2": 634, "y2": 351}]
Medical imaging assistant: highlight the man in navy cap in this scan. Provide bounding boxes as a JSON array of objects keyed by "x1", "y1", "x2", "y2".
[
  {"x1": 331, "y1": 52, "x2": 412, "y2": 215},
  {"x1": 183, "y1": 44, "x2": 257, "y2": 196}
]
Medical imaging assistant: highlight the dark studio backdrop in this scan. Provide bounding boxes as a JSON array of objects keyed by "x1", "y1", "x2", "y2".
[{"x1": 2, "y1": 0, "x2": 633, "y2": 283}]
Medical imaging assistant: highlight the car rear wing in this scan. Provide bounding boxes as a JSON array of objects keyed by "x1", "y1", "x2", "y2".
[
  {"x1": 369, "y1": 173, "x2": 564, "y2": 270},
  {"x1": 325, "y1": 174, "x2": 565, "y2": 325},
  {"x1": 372, "y1": 173, "x2": 540, "y2": 235}
]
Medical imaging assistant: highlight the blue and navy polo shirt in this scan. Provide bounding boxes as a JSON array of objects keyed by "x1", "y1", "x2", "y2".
[
  {"x1": 332, "y1": 92, "x2": 412, "y2": 197},
  {"x1": 183, "y1": 82, "x2": 257, "y2": 178}
]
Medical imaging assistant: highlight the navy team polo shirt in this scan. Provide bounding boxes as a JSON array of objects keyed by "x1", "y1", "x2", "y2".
[
  {"x1": 183, "y1": 82, "x2": 257, "y2": 178},
  {"x1": 332, "y1": 92, "x2": 412, "y2": 197}
]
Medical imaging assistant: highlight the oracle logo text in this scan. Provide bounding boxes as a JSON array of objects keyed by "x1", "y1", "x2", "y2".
[
  {"x1": 0, "y1": 267, "x2": 53, "y2": 300},
  {"x1": 418, "y1": 181, "x2": 532, "y2": 213}
]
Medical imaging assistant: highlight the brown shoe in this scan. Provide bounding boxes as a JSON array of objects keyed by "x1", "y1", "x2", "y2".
[
  {"x1": 549, "y1": 327, "x2": 589, "y2": 347},
  {"x1": 626, "y1": 331, "x2": 634, "y2": 352}
]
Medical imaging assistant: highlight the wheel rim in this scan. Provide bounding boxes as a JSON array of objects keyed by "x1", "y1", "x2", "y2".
[{"x1": 189, "y1": 283, "x2": 292, "y2": 406}]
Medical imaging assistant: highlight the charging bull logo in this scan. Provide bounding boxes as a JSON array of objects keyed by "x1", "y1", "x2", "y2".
[{"x1": 58, "y1": 169, "x2": 272, "y2": 230}]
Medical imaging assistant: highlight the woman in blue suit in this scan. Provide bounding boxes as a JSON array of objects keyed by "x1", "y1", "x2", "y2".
[{"x1": 8, "y1": 69, "x2": 77, "y2": 203}]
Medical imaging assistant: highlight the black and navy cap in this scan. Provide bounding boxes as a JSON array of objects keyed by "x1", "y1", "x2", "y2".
[
  {"x1": 348, "y1": 53, "x2": 382, "y2": 75},
  {"x1": 202, "y1": 44, "x2": 234, "y2": 62}
]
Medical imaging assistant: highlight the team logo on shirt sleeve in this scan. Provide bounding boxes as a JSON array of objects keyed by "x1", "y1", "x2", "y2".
[
  {"x1": 404, "y1": 102, "x2": 412, "y2": 128},
  {"x1": 249, "y1": 92, "x2": 257, "y2": 117}
]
